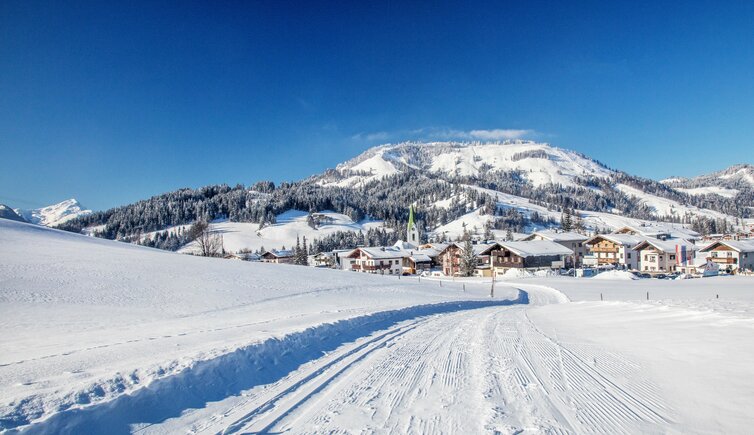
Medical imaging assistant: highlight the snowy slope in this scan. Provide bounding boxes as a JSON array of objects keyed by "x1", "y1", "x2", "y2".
[
  {"x1": 432, "y1": 185, "x2": 702, "y2": 240},
  {"x1": 676, "y1": 186, "x2": 739, "y2": 198},
  {"x1": 615, "y1": 183, "x2": 735, "y2": 223},
  {"x1": 0, "y1": 219, "x2": 514, "y2": 432},
  {"x1": 14, "y1": 198, "x2": 92, "y2": 227},
  {"x1": 661, "y1": 163, "x2": 754, "y2": 193},
  {"x1": 145, "y1": 210, "x2": 385, "y2": 254},
  {"x1": 327, "y1": 141, "x2": 615, "y2": 188}
]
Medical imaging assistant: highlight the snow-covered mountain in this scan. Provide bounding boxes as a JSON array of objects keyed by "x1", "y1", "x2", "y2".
[
  {"x1": 661, "y1": 164, "x2": 754, "y2": 198},
  {"x1": 14, "y1": 199, "x2": 92, "y2": 227},
  {"x1": 56, "y1": 141, "x2": 750, "y2": 252},
  {"x1": 0, "y1": 204, "x2": 26, "y2": 222},
  {"x1": 322, "y1": 141, "x2": 615, "y2": 188}
]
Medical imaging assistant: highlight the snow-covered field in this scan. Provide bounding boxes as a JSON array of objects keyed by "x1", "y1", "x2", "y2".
[
  {"x1": 141, "y1": 210, "x2": 385, "y2": 254},
  {"x1": 2, "y1": 218, "x2": 754, "y2": 433}
]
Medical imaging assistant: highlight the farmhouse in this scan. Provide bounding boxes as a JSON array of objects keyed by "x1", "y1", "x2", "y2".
[
  {"x1": 699, "y1": 240, "x2": 754, "y2": 273},
  {"x1": 260, "y1": 249, "x2": 294, "y2": 264},
  {"x1": 520, "y1": 230, "x2": 588, "y2": 267},
  {"x1": 633, "y1": 238, "x2": 696, "y2": 273},
  {"x1": 583, "y1": 234, "x2": 644, "y2": 269},
  {"x1": 491, "y1": 240, "x2": 573, "y2": 276},
  {"x1": 439, "y1": 242, "x2": 501, "y2": 277},
  {"x1": 403, "y1": 253, "x2": 433, "y2": 275},
  {"x1": 346, "y1": 247, "x2": 407, "y2": 275}
]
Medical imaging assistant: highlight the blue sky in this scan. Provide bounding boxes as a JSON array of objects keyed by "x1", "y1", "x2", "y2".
[{"x1": 1, "y1": 1, "x2": 753, "y2": 211}]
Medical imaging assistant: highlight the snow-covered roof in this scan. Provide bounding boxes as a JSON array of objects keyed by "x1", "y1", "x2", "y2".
[
  {"x1": 409, "y1": 254, "x2": 432, "y2": 263},
  {"x1": 420, "y1": 242, "x2": 449, "y2": 252},
  {"x1": 263, "y1": 249, "x2": 294, "y2": 258},
  {"x1": 614, "y1": 224, "x2": 700, "y2": 240},
  {"x1": 498, "y1": 240, "x2": 573, "y2": 257},
  {"x1": 523, "y1": 230, "x2": 588, "y2": 242},
  {"x1": 393, "y1": 240, "x2": 418, "y2": 250},
  {"x1": 585, "y1": 233, "x2": 645, "y2": 247},
  {"x1": 699, "y1": 240, "x2": 754, "y2": 253},
  {"x1": 414, "y1": 247, "x2": 442, "y2": 257},
  {"x1": 633, "y1": 238, "x2": 697, "y2": 254},
  {"x1": 446, "y1": 242, "x2": 501, "y2": 256},
  {"x1": 349, "y1": 247, "x2": 410, "y2": 259}
]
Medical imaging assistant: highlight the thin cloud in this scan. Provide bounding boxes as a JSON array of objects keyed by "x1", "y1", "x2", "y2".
[
  {"x1": 468, "y1": 129, "x2": 533, "y2": 140},
  {"x1": 351, "y1": 131, "x2": 391, "y2": 141},
  {"x1": 351, "y1": 127, "x2": 537, "y2": 143}
]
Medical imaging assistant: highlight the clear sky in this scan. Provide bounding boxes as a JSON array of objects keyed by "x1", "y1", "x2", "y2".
[{"x1": 1, "y1": 1, "x2": 753, "y2": 211}]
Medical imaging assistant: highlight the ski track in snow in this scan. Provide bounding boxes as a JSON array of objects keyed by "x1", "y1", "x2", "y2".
[{"x1": 128, "y1": 286, "x2": 673, "y2": 435}]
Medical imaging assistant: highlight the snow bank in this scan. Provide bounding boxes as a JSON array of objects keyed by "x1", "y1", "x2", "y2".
[
  {"x1": 500, "y1": 268, "x2": 534, "y2": 279},
  {"x1": 592, "y1": 270, "x2": 639, "y2": 280},
  {"x1": 534, "y1": 269, "x2": 559, "y2": 277}
]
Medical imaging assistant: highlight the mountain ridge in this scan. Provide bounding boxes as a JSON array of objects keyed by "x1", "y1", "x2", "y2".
[
  {"x1": 46, "y1": 141, "x2": 752, "y2": 251},
  {"x1": 14, "y1": 199, "x2": 92, "y2": 227}
]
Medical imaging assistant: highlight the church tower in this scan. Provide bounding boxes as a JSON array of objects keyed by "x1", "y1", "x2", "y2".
[{"x1": 407, "y1": 205, "x2": 419, "y2": 245}]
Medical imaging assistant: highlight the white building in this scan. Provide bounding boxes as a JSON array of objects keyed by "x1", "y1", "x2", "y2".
[
  {"x1": 583, "y1": 234, "x2": 645, "y2": 269},
  {"x1": 345, "y1": 247, "x2": 408, "y2": 275},
  {"x1": 633, "y1": 238, "x2": 696, "y2": 273},
  {"x1": 699, "y1": 240, "x2": 754, "y2": 273}
]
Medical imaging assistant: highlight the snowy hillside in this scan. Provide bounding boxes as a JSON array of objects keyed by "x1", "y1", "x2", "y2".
[
  {"x1": 615, "y1": 183, "x2": 733, "y2": 222},
  {"x1": 326, "y1": 141, "x2": 615, "y2": 188},
  {"x1": 149, "y1": 210, "x2": 386, "y2": 254},
  {"x1": 0, "y1": 218, "x2": 516, "y2": 432},
  {"x1": 433, "y1": 186, "x2": 701, "y2": 240},
  {"x1": 14, "y1": 198, "x2": 92, "y2": 227},
  {"x1": 662, "y1": 163, "x2": 754, "y2": 194}
]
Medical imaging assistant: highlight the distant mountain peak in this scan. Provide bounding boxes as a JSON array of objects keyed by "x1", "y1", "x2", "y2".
[
  {"x1": 14, "y1": 199, "x2": 92, "y2": 227},
  {"x1": 0, "y1": 204, "x2": 27, "y2": 222},
  {"x1": 326, "y1": 140, "x2": 614, "y2": 188}
]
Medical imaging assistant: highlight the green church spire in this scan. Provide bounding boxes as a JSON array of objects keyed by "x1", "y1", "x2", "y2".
[{"x1": 408, "y1": 204, "x2": 415, "y2": 230}]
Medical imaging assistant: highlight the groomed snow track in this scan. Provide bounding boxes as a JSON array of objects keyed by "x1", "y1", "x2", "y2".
[{"x1": 11, "y1": 293, "x2": 527, "y2": 434}]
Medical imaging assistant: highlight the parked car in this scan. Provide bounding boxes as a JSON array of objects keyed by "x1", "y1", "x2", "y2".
[{"x1": 640, "y1": 273, "x2": 652, "y2": 279}]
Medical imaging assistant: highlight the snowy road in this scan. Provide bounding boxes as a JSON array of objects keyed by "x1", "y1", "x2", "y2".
[{"x1": 138, "y1": 285, "x2": 672, "y2": 434}]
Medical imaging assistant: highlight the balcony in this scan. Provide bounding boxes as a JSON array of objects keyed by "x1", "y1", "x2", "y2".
[
  {"x1": 590, "y1": 247, "x2": 619, "y2": 253},
  {"x1": 710, "y1": 257, "x2": 737, "y2": 264},
  {"x1": 492, "y1": 260, "x2": 521, "y2": 268},
  {"x1": 352, "y1": 263, "x2": 392, "y2": 271}
]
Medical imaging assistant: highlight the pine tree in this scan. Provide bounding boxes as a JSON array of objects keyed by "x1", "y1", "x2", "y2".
[
  {"x1": 561, "y1": 208, "x2": 573, "y2": 231},
  {"x1": 302, "y1": 236, "x2": 309, "y2": 265},
  {"x1": 460, "y1": 231, "x2": 477, "y2": 277}
]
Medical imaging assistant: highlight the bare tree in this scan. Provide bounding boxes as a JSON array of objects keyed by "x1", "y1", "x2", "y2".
[{"x1": 191, "y1": 220, "x2": 224, "y2": 257}]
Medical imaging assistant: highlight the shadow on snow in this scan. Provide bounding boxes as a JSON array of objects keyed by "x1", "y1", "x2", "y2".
[{"x1": 15, "y1": 291, "x2": 528, "y2": 434}]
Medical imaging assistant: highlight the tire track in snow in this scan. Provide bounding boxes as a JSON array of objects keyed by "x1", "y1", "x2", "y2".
[
  {"x1": 94, "y1": 286, "x2": 673, "y2": 434},
  {"x1": 482, "y1": 307, "x2": 673, "y2": 434}
]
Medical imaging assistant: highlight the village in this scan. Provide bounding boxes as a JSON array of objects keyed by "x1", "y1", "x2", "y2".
[{"x1": 248, "y1": 206, "x2": 754, "y2": 279}]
